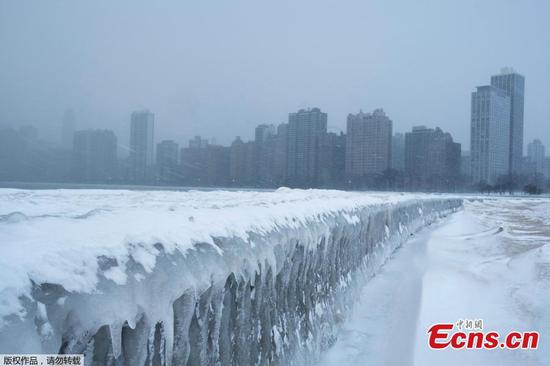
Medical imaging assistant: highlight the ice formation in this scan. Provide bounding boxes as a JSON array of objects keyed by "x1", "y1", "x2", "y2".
[{"x1": 0, "y1": 188, "x2": 462, "y2": 365}]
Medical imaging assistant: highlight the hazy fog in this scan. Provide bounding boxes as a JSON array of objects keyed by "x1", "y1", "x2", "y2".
[{"x1": 1, "y1": 0, "x2": 549, "y2": 151}]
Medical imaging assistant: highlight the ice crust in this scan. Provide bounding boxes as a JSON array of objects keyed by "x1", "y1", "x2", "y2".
[{"x1": 0, "y1": 188, "x2": 462, "y2": 364}]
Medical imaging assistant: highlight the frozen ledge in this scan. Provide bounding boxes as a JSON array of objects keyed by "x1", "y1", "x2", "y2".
[{"x1": 0, "y1": 189, "x2": 462, "y2": 364}]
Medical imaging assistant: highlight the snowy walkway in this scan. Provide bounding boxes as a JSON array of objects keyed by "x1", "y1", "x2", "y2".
[{"x1": 320, "y1": 198, "x2": 550, "y2": 366}]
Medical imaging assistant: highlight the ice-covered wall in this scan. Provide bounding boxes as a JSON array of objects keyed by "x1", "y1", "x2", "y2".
[{"x1": 0, "y1": 189, "x2": 461, "y2": 365}]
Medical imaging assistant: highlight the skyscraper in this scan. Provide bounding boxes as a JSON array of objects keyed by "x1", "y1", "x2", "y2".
[
  {"x1": 189, "y1": 136, "x2": 209, "y2": 149},
  {"x1": 286, "y1": 108, "x2": 327, "y2": 186},
  {"x1": 255, "y1": 124, "x2": 276, "y2": 186},
  {"x1": 461, "y1": 151, "x2": 471, "y2": 180},
  {"x1": 345, "y1": 109, "x2": 392, "y2": 182},
  {"x1": 229, "y1": 136, "x2": 256, "y2": 186},
  {"x1": 470, "y1": 86, "x2": 511, "y2": 185},
  {"x1": 203, "y1": 145, "x2": 231, "y2": 187},
  {"x1": 391, "y1": 132, "x2": 405, "y2": 172},
  {"x1": 156, "y1": 140, "x2": 179, "y2": 183},
  {"x1": 180, "y1": 138, "x2": 230, "y2": 186},
  {"x1": 405, "y1": 126, "x2": 461, "y2": 190},
  {"x1": 544, "y1": 158, "x2": 550, "y2": 179},
  {"x1": 72, "y1": 129, "x2": 117, "y2": 182},
  {"x1": 180, "y1": 140, "x2": 206, "y2": 186},
  {"x1": 490, "y1": 68, "x2": 525, "y2": 174},
  {"x1": 527, "y1": 139, "x2": 545, "y2": 175},
  {"x1": 130, "y1": 110, "x2": 155, "y2": 183},
  {"x1": 254, "y1": 124, "x2": 276, "y2": 144},
  {"x1": 318, "y1": 132, "x2": 346, "y2": 186}
]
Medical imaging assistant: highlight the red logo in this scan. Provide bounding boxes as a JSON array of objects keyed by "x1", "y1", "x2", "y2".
[{"x1": 427, "y1": 321, "x2": 539, "y2": 350}]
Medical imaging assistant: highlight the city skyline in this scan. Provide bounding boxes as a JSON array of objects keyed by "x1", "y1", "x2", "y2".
[
  {"x1": 1, "y1": 60, "x2": 547, "y2": 183},
  {"x1": 2, "y1": 101, "x2": 549, "y2": 190},
  {"x1": 0, "y1": 66, "x2": 544, "y2": 155}
]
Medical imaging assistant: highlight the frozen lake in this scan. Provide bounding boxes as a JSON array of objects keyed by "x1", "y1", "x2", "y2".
[{"x1": 320, "y1": 197, "x2": 550, "y2": 366}]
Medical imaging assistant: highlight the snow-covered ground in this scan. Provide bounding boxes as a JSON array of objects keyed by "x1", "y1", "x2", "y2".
[
  {"x1": 320, "y1": 197, "x2": 550, "y2": 366},
  {"x1": 0, "y1": 188, "x2": 461, "y2": 363},
  {"x1": 3, "y1": 189, "x2": 546, "y2": 365},
  {"x1": 0, "y1": 188, "x2": 448, "y2": 324}
]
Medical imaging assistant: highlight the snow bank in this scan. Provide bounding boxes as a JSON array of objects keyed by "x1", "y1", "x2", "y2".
[
  {"x1": 0, "y1": 188, "x2": 461, "y2": 364},
  {"x1": 320, "y1": 196, "x2": 550, "y2": 366}
]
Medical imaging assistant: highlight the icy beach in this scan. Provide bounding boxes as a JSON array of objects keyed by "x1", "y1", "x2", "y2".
[{"x1": 320, "y1": 197, "x2": 550, "y2": 365}]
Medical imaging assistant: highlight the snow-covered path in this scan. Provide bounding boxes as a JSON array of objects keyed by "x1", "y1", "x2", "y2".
[{"x1": 320, "y1": 198, "x2": 550, "y2": 366}]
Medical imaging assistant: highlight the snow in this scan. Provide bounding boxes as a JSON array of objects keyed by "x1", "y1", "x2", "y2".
[
  {"x1": 5, "y1": 188, "x2": 546, "y2": 365},
  {"x1": 319, "y1": 197, "x2": 550, "y2": 366},
  {"x1": 0, "y1": 188, "x2": 444, "y2": 324},
  {"x1": 0, "y1": 188, "x2": 461, "y2": 362}
]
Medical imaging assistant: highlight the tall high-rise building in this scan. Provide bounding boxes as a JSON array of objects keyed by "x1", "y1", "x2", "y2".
[
  {"x1": 286, "y1": 108, "x2": 327, "y2": 186},
  {"x1": 527, "y1": 139, "x2": 545, "y2": 175},
  {"x1": 129, "y1": 110, "x2": 155, "y2": 182},
  {"x1": 391, "y1": 133, "x2": 405, "y2": 172},
  {"x1": 229, "y1": 136, "x2": 256, "y2": 186},
  {"x1": 255, "y1": 124, "x2": 276, "y2": 186},
  {"x1": 405, "y1": 126, "x2": 461, "y2": 190},
  {"x1": 318, "y1": 132, "x2": 346, "y2": 186},
  {"x1": 345, "y1": 109, "x2": 392, "y2": 181},
  {"x1": 180, "y1": 143, "x2": 205, "y2": 186},
  {"x1": 189, "y1": 136, "x2": 209, "y2": 149},
  {"x1": 180, "y1": 139, "x2": 230, "y2": 186},
  {"x1": 61, "y1": 109, "x2": 76, "y2": 149},
  {"x1": 156, "y1": 140, "x2": 179, "y2": 183},
  {"x1": 255, "y1": 124, "x2": 276, "y2": 144},
  {"x1": 72, "y1": 129, "x2": 117, "y2": 182},
  {"x1": 470, "y1": 86, "x2": 511, "y2": 185},
  {"x1": 203, "y1": 145, "x2": 230, "y2": 187},
  {"x1": 490, "y1": 68, "x2": 525, "y2": 174},
  {"x1": 544, "y1": 158, "x2": 550, "y2": 179},
  {"x1": 461, "y1": 151, "x2": 471, "y2": 180}
]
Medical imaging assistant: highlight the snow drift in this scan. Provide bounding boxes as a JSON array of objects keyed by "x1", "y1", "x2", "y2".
[{"x1": 0, "y1": 188, "x2": 462, "y2": 365}]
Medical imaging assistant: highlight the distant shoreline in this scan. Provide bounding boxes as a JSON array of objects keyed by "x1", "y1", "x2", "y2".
[
  {"x1": 0, "y1": 181, "x2": 273, "y2": 192},
  {"x1": 1, "y1": 181, "x2": 549, "y2": 198}
]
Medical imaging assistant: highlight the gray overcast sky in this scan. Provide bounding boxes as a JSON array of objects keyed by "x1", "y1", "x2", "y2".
[{"x1": 1, "y1": 0, "x2": 549, "y2": 152}]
